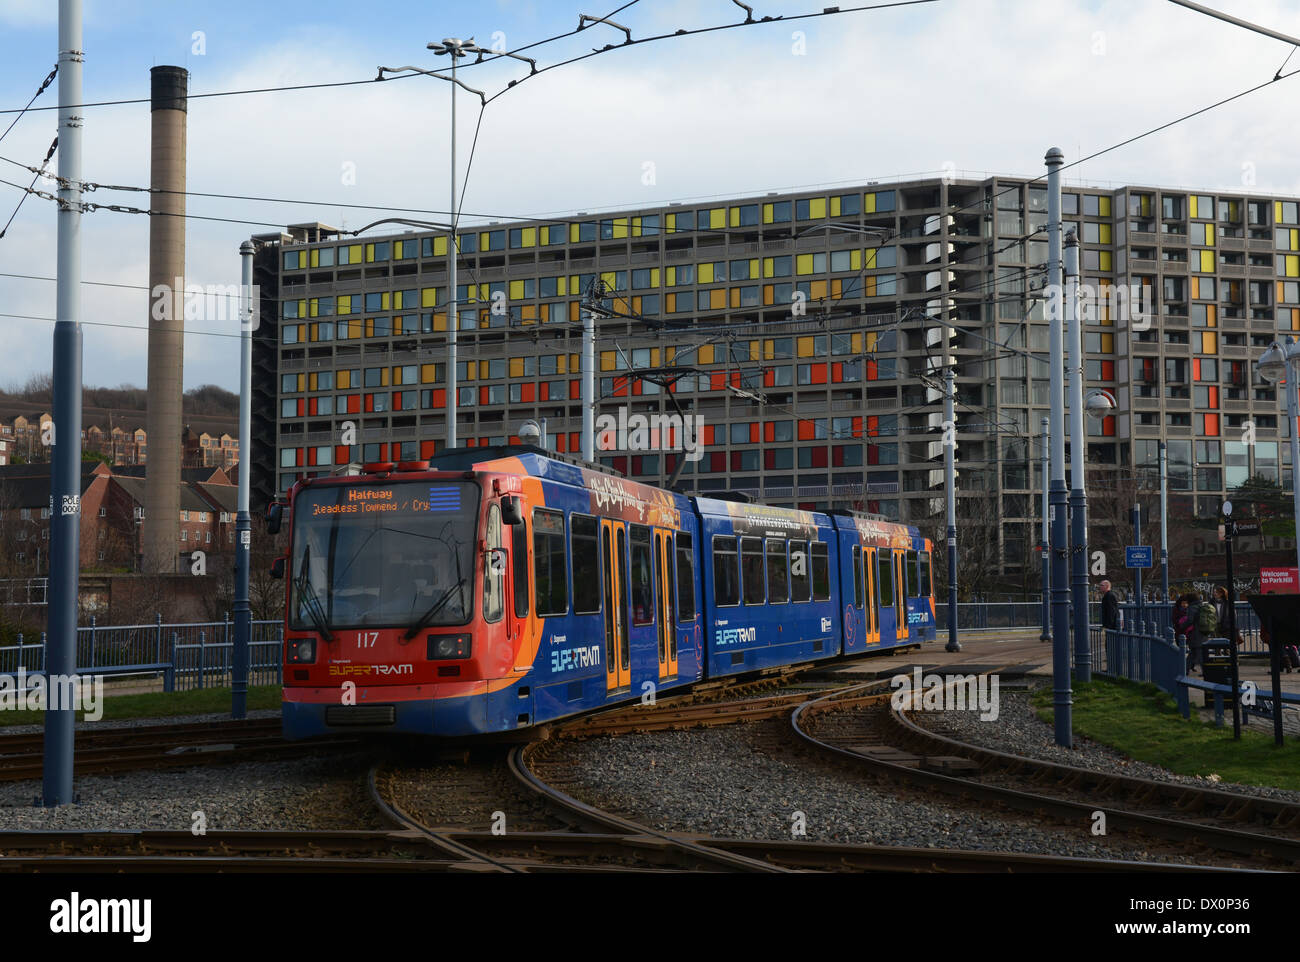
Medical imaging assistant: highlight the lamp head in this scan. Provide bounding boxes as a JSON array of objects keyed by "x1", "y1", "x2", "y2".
[
  {"x1": 1257, "y1": 340, "x2": 1288, "y2": 384},
  {"x1": 1085, "y1": 389, "x2": 1116, "y2": 420}
]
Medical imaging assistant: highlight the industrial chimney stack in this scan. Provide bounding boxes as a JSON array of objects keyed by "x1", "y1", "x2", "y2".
[{"x1": 142, "y1": 66, "x2": 187, "y2": 572}]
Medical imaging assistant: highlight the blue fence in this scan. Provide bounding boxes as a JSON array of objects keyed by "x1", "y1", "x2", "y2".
[
  {"x1": 1117, "y1": 601, "x2": 1266, "y2": 655},
  {"x1": 1091, "y1": 620, "x2": 1188, "y2": 707},
  {"x1": 0, "y1": 615, "x2": 283, "y2": 692}
]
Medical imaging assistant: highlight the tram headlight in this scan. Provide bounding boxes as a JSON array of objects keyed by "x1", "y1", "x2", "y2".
[
  {"x1": 428, "y1": 634, "x2": 472, "y2": 660},
  {"x1": 287, "y1": 638, "x2": 316, "y2": 664}
]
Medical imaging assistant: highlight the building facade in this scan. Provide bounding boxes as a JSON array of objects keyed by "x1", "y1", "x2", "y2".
[{"x1": 251, "y1": 175, "x2": 1299, "y2": 575}]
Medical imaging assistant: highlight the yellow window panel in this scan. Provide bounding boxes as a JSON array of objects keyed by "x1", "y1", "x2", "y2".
[
  {"x1": 391, "y1": 367, "x2": 402, "y2": 385},
  {"x1": 336, "y1": 371, "x2": 347, "y2": 389},
  {"x1": 665, "y1": 213, "x2": 676, "y2": 234},
  {"x1": 729, "y1": 288, "x2": 740, "y2": 309},
  {"x1": 478, "y1": 232, "x2": 490, "y2": 251},
  {"x1": 421, "y1": 364, "x2": 437, "y2": 383},
  {"x1": 1190, "y1": 277, "x2": 1200, "y2": 298},
  {"x1": 666, "y1": 266, "x2": 677, "y2": 286},
  {"x1": 1291, "y1": 229, "x2": 1299, "y2": 251},
  {"x1": 1099, "y1": 251, "x2": 1112, "y2": 271},
  {"x1": 432, "y1": 236, "x2": 447, "y2": 257},
  {"x1": 863, "y1": 193, "x2": 876, "y2": 214},
  {"x1": 830, "y1": 196, "x2": 841, "y2": 217},
  {"x1": 1206, "y1": 305, "x2": 1217, "y2": 327},
  {"x1": 601, "y1": 350, "x2": 615, "y2": 372},
  {"x1": 1204, "y1": 223, "x2": 1215, "y2": 246},
  {"x1": 631, "y1": 218, "x2": 641, "y2": 238},
  {"x1": 763, "y1": 339, "x2": 775, "y2": 360},
  {"x1": 421, "y1": 288, "x2": 437, "y2": 308},
  {"x1": 698, "y1": 344, "x2": 714, "y2": 364},
  {"x1": 1288, "y1": 255, "x2": 1300, "y2": 278},
  {"x1": 851, "y1": 250, "x2": 861, "y2": 271},
  {"x1": 1277, "y1": 201, "x2": 1285, "y2": 223},
  {"x1": 1101, "y1": 333, "x2": 1114, "y2": 353},
  {"x1": 509, "y1": 357, "x2": 524, "y2": 378},
  {"x1": 296, "y1": 299, "x2": 306, "y2": 318},
  {"x1": 797, "y1": 336, "x2": 815, "y2": 357},
  {"x1": 365, "y1": 243, "x2": 375, "y2": 263},
  {"x1": 808, "y1": 197, "x2": 827, "y2": 219},
  {"x1": 308, "y1": 324, "x2": 318, "y2": 342},
  {"x1": 569, "y1": 301, "x2": 580, "y2": 322},
  {"x1": 309, "y1": 298, "x2": 319, "y2": 318},
  {"x1": 1201, "y1": 331, "x2": 1217, "y2": 353},
  {"x1": 851, "y1": 333, "x2": 862, "y2": 352},
  {"x1": 364, "y1": 318, "x2": 374, "y2": 338},
  {"x1": 709, "y1": 208, "x2": 725, "y2": 230},
  {"x1": 569, "y1": 224, "x2": 580, "y2": 243},
  {"x1": 509, "y1": 280, "x2": 525, "y2": 301},
  {"x1": 865, "y1": 332, "x2": 877, "y2": 353},
  {"x1": 650, "y1": 268, "x2": 660, "y2": 287},
  {"x1": 762, "y1": 258, "x2": 774, "y2": 279},
  {"x1": 337, "y1": 295, "x2": 351, "y2": 314},
  {"x1": 729, "y1": 207, "x2": 740, "y2": 228},
  {"x1": 521, "y1": 227, "x2": 536, "y2": 248},
  {"x1": 347, "y1": 244, "x2": 362, "y2": 263},
  {"x1": 664, "y1": 347, "x2": 675, "y2": 364},
  {"x1": 600, "y1": 271, "x2": 617, "y2": 288},
  {"x1": 796, "y1": 254, "x2": 814, "y2": 275},
  {"x1": 810, "y1": 280, "x2": 828, "y2": 300},
  {"x1": 710, "y1": 289, "x2": 726, "y2": 310},
  {"x1": 476, "y1": 360, "x2": 489, "y2": 379},
  {"x1": 1099, "y1": 224, "x2": 1112, "y2": 244},
  {"x1": 864, "y1": 248, "x2": 878, "y2": 269},
  {"x1": 1098, "y1": 196, "x2": 1112, "y2": 217},
  {"x1": 568, "y1": 276, "x2": 579, "y2": 295},
  {"x1": 831, "y1": 279, "x2": 842, "y2": 298},
  {"x1": 308, "y1": 373, "x2": 317, "y2": 390},
  {"x1": 379, "y1": 368, "x2": 389, "y2": 387},
  {"x1": 865, "y1": 277, "x2": 877, "y2": 296},
  {"x1": 309, "y1": 249, "x2": 319, "y2": 268},
  {"x1": 699, "y1": 263, "x2": 715, "y2": 284},
  {"x1": 651, "y1": 348, "x2": 660, "y2": 366},
  {"x1": 748, "y1": 258, "x2": 759, "y2": 279},
  {"x1": 666, "y1": 293, "x2": 676, "y2": 313},
  {"x1": 763, "y1": 203, "x2": 774, "y2": 224},
  {"x1": 520, "y1": 305, "x2": 537, "y2": 323},
  {"x1": 1200, "y1": 250, "x2": 1215, "y2": 273},
  {"x1": 612, "y1": 219, "x2": 627, "y2": 239}
]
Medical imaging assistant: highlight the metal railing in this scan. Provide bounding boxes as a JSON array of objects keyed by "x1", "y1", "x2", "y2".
[
  {"x1": 1117, "y1": 601, "x2": 1265, "y2": 655},
  {"x1": 0, "y1": 614, "x2": 283, "y2": 692},
  {"x1": 1091, "y1": 620, "x2": 1186, "y2": 707}
]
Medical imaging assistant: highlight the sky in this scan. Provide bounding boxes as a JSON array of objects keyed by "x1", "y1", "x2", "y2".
[{"x1": 1, "y1": 0, "x2": 1300, "y2": 394}]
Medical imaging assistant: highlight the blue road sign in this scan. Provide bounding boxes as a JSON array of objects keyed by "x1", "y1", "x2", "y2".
[{"x1": 1125, "y1": 545, "x2": 1154, "y2": 569}]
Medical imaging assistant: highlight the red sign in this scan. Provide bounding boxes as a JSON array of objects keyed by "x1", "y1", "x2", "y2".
[{"x1": 1259, "y1": 567, "x2": 1300, "y2": 593}]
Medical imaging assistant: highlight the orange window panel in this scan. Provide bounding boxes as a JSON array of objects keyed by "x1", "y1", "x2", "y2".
[
  {"x1": 1204, "y1": 413, "x2": 1220, "y2": 436},
  {"x1": 750, "y1": 423, "x2": 760, "y2": 443},
  {"x1": 520, "y1": 383, "x2": 536, "y2": 403},
  {"x1": 809, "y1": 280, "x2": 827, "y2": 300},
  {"x1": 763, "y1": 285, "x2": 775, "y2": 306},
  {"x1": 480, "y1": 387, "x2": 490, "y2": 405},
  {"x1": 798, "y1": 421, "x2": 816, "y2": 441},
  {"x1": 764, "y1": 422, "x2": 775, "y2": 442},
  {"x1": 421, "y1": 440, "x2": 436, "y2": 459},
  {"x1": 335, "y1": 445, "x2": 350, "y2": 465},
  {"x1": 810, "y1": 363, "x2": 827, "y2": 384},
  {"x1": 710, "y1": 289, "x2": 726, "y2": 310},
  {"x1": 1208, "y1": 386, "x2": 1219, "y2": 408},
  {"x1": 1192, "y1": 358, "x2": 1201, "y2": 380},
  {"x1": 711, "y1": 372, "x2": 726, "y2": 391},
  {"x1": 1102, "y1": 416, "x2": 1116, "y2": 436}
]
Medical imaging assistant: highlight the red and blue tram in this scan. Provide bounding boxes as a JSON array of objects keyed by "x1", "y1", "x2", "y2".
[{"x1": 276, "y1": 446, "x2": 936, "y2": 739}]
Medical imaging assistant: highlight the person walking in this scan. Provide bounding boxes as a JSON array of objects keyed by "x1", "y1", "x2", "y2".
[
  {"x1": 1099, "y1": 580, "x2": 1120, "y2": 631},
  {"x1": 1172, "y1": 593, "x2": 1198, "y2": 672}
]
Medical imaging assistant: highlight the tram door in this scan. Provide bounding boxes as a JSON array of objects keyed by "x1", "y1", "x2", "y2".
[
  {"x1": 601, "y1": 519, "x2": 631, "y2": 692},
  {"x1": 863, "y1": 547, "x2": 880, "y2": 646},
  {"x1": 893, "y1": 548, "x2": 909, "y2": 642},
  {"x1": 654, "y1": 529, "x2": 678, "y2": 680}
]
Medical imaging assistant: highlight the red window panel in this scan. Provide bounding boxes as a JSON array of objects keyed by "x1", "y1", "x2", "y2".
[
  {"x1": 391, "y1": 393, "x2": 403, "y2": 412},
  {"x1": 866, "y1": 360, "x2": 878, "y2": 380},
  {"x1": 555, "y1": 434, "x2": 567, "y2": 453},
  {"x1": 664, "y1": 453, "x2": 678, "y2": 474},
  {"x1": 764, "y1": 369, "x2": 775, "y2": 388},
  {"x1": 1207, "y1": 386, "x2": 1219, "y2": 408},
  {"x1": 730, "y1": 451, "x2": 744, "y2": 471},
  {"x1": 631, "y1": 456, "x2": 643, "y2": 475},
  {"x1": 335, "y1": 445, "x2": 350, "y2": 465},
  {"x1": 570, "y1": 379, "x2": 580, "y2": 399},
  {"x1": 866, "y1": 415, "x2": 878, "y2": 437},
  {"x1": 1101, "y1": 415, "x2": 1116, "y2": 436},
  {"x1": 750, "y1": 423, "x2": 760, "y2": 443},
  {"x1": 570, "y1": 432, "x2": 580, "y2": 451},
  {"x1": 764, "y1": 450, "x2": 776, "y2": 470},
  {"x1": 306, "y1": 447, "x2": 317, "y2": 466},
  {"x1": 364, "y1": 394, "x2": 375, "y2": 413},
  {"x1": 348, "y1": 394, "x2": 360, "y2": 414},
  {"x1": 631, "y1": 380, "x2": 642, "y2": 396},
  {"x1": 520, "y1": 383, "x2": 536, "y2": 403},
  {"x1": 295, "y1": 448, "x2": 304, "y2": 467},
  {"x1": 798, "y1": 502, "x2": 815, "y2": 511},
  {"x1": 307, "y1": 397, "x2": 318, "y2": 416},
  {"x1": 1101, "y1": 360, "x2": 1115, "y2": 380},
  {"x1": 764, "y1": 422, "x2": 775, "y2": 443},
  {"x1": 704, "y1": 424, "x2": 717, "y2": 446},
  {"x1": 709, "y1": 452, "x2": 725, "y2": 473},
  {"x1": 729, "y1": 371, "x2": 741, "y2": 388},
  {"x1": 297, "y1": 399, "x2": 306, "y2": 417},
  {"x1": 832, "y1": 445, "x2": 847, "y2": 466},
  {"x1": 711, "y1": 372, "x2": 726, "y2": 392},
  {"x1": 853, "y1": 416, "x2": 862, "y2": 436},
  {"x1": 1192, "y1": 358, "x2": 1201, "y2": 380},
  {"x1": 867, "y1": 444, "x2": 881, "y2": 466},
  {"x1": 809, "y1": 446, "x2": 828, "y2": 468},
  {"x1": 1203, "y1": 413, "x2": 1220, "y2": 436},
  {"x1": 420, "y1": 440, "x2": 437, "y2": 459},
  {"x1": 613, "y1": 456, "x2": 628, "y2": 474},
  {"x1": 391, "y1": 443, "x2": 403, "y2": 460},
  {"x1": 480, "y1": 387, "x2": 490, "y2": 405},
  {"x1": 809, "y1": 364, "x2": 827, "y2": 385},
  {"x1": 798, "y1": 421, "x2": 815, "y2": 441},
  {"x1": 466, "y1": 438, "x2": 476, "y2": 447},
  {"x1": 832, "y1": 362, "x2": 843, "y2": 382},
  {"x1": 539, "y1": 382, "x2": 550, "y2": 402},
  {"x1": 433, "y1": 388, "x2": 446, "y2": 407}
]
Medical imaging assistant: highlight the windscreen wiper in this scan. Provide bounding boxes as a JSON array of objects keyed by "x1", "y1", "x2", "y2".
[{"x1": 294, "y1": 545, "x2": 335, "y2": 641}]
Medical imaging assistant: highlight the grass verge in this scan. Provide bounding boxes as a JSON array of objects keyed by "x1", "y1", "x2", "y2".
[
  {"x1": 1032, "y1": 677, "x2": 1300, "y2": 791},
  {"x1": 0, "y1": 685, "x2": 281, "y2": 726}
]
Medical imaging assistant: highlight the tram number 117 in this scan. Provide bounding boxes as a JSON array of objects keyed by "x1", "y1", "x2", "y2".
[{"x1": 356, "y1": 631, "x2": 379, "y2": 649}]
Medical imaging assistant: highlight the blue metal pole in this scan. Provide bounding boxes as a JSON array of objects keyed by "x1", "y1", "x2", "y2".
[
  {"x1": 1158, "y1": 440, "x2": 1169, "y2": 603},
  {"x1": 1040, "y1": 416, "x2": 1051, "y2": 642},
  {"x1": 944, "y1": 367, "x2": 960, "y2": 652},
  {"x1": 1065, "y1": 232, "x2": 1092, "y2": 683},
  {"x1": 43, "y1": 0, "x2": 83, "y2": 807},
  {"x1": 232, "y1": 241, "x2": 254, "y2": 719},
  {"x1": 1046, "y1": 148, "x2": 1072, "y2": 746},
  {"x1": 1133, "y1": 505, "x2": 1144, "y2": 627}
]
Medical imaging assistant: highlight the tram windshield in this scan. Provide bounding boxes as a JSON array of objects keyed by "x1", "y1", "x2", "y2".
[{"x1": 289, "y1": 481, "x2": 480, "y2": 631}]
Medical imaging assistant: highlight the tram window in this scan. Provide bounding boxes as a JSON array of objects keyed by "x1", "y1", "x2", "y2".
[
  {"x1": 532, "y1": 508, "x2": 567, "y2": 616},
  {"x1": 513, "y1": 520, "x2": 530, "y2": 618},
  {"x1": 789, "y1": 540, "x2": 811, "y2": 603},
  {"x1": 811, "y1": 542, "x2": 830, "y2": 601},
  {"x1": 766, "y1": 540, "x2": 788, "y2": 604},
  {"x1": 484, "y1": 504, "x2": 504, "y2": 623},
  {"x1": 905, "y1": 550, "x2": 918, "y2": 599},
  {"x1": 877, "y1": 553, "x2": 894, "y2": 608},
  {"x1": 675, "y1": 531, "x2": 696, "y2": 622},
  {"x1": 852, "y1": 546, "x2": 864, "y2": 609},
  {"x1": 570, "y1": 514, "x2": 600, "y2": 614},
  {"x1": 741, "y1": 537, "x2": 765, "y2": 605},
  {"x1": 713, "y1": 536, "x2": 740, "y2": 607},
  {"x1": 919, "y1": 550, "x2": 932, "y2": 597},
  {"x1": 630, "y1": 525, "x2": 655, "y2": 625}
]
